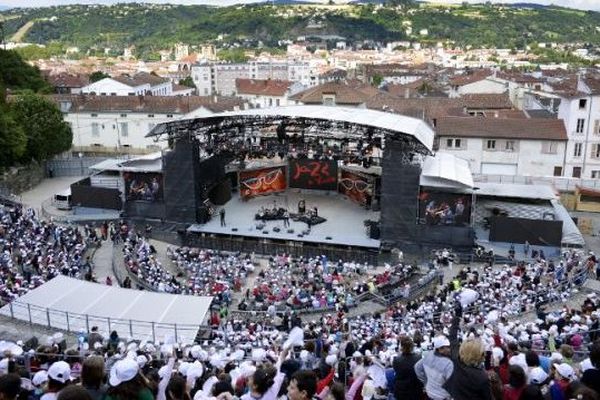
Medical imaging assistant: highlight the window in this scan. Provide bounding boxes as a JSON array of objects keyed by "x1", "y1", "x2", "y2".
[
  {"x1": 505, "y1": 140, "x2": 515, "y2": 151},
  {"x1": 148, "y1": 114, "x2": 155, "y2": 118},
  {"x1": 595, "y1": 120, "x2": 600, "y2": 135},
  {"x1": 120, "y1": 122, "x2": 128, "y2": 137},
  {"x1": 120, "y1": 113, "x2": 127, "y2": 118},
  {"x1": 91, "y1": 113, "x2": 98, "y2": 118},
  {"x1": 573, "y1": 166, "x2": 582, "y2": 178},
  {"x1": 167, "y1": 114, "x2": 173, "y2": 118},
  {"x1": 576, "y1": 118, "x2": 585, "y2": 133},
  {"x1": 574, "y1": 143, "x2": 582, "y2": 157},
  {"x1": 592, "y1": 170, "x2": 600, "y2": 179},
  {"x1": 111, "y1": 92, "x2": 116, "y2": 96},
  {"x1": 446, "y1": 138, "x2": 462, "y2": 149},
  {"x1": 592, "y1": 144, "x2": 600, "y2": 159},
  {"x1": 553, "y1": 166, "x2": 562, "y2": 177},
  {"x1": 542, "y1": 141, "x2": 558, "y2": 154},
  {"x1": 92, "y1": 122, "x2": 99, "y2": 137},
  {"x1": 486, "y1": 140, "x2": 496, "y2": 150},
  {"x1": 579, "y1": 99, "x2": 587, "y2": 109},
  {"x1": 276, "y1": 99, "x2": 280, "y2": 107}
]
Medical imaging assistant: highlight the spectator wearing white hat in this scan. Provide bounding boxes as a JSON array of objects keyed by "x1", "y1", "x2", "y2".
[
  {"x1": 42, "y1": 361, "x2": 72, "y2": 400},
  {"x1": 105, "y1": 358, "x2": 152, "y2": 400},
  {"x1": 414, "y1": 335, "x2": 453, "y2": 400},
  {"x1": 549, "y1": 363, "x2": 575, "y2": 400}
]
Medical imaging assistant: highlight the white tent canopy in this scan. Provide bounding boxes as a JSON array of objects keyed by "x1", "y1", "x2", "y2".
[{"x1": 0, "y1": 276, "x2": 213, "y2": 343}]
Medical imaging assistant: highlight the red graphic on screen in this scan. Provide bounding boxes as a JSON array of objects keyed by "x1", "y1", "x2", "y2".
[
  {"x1": 289, "y1": 160, "x2": 338, "y2": 190},
  {"x1": 239, "y1": 167, "x2": 287, "y2": 199},
  {"x1": 338, "y1": 169, "x2": 373, "y2": 206}
]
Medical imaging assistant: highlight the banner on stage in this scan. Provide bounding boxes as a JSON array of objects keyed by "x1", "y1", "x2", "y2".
[
  {"x1": 338, "y1": 169, "x2": 374, "y2": 206},
  {"x1": 289, "y1": 159, "x2": 338, "y2": 191},
  {"x1": 418, "y1": 189, "x2": 471, "y2": 226},
  {"x1": 123, "y1": 172, "x2": 163, "y2": 202},
  {"x1": 239, "y1": 166, "x2": 287, "y2": 199}
]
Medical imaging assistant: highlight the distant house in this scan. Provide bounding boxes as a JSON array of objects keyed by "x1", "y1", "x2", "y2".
[
  {"x1": 235, "y1": 78, "x2": 304, "y2": 108},
  {"x1": 289, "y1": 80, "x2": 379, "y2": 107},
  {"x1": 46, "y1": 73, "x2": 90, "y2": 94},
  {"x1": 53, "y1": 95, "x2": 247, "y2": 153},
  {"x1": 80, "y1": 72, "x2": 173, "y2": 96}
]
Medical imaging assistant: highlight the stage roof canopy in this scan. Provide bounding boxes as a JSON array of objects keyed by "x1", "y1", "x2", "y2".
[
  {"x1": 0, "y1": 276, "x2": 213, "y2": 343},
  {"x1": 147, "y1": 105, "x2": 435, "y2": 154},
  {"x1": 420, "y1": 153, "x2": 474, "y2": 189}
]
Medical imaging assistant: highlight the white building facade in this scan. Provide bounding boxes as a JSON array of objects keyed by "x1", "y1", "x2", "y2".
[
  {"x1": 55, "y1": 96, "x2": 244, "y2": 153},
  {"x1": 436, "y1": 117, "x2": 568, "y2": 177},
  {"x1": 192, "y1": 61, "x2": 314, "y2": 96}
]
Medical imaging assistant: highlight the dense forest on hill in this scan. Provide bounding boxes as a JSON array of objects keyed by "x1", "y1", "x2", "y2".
[{"x1": 1, "y1": 2, "x2": 600, "y2": 58}]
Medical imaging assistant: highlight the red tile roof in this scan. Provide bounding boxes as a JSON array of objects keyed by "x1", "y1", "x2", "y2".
[
  {"x1": 113, "y1": 72, "x2": 170, "y2": 88},
  {"x1": 435, "y1": 116, "x2": 567, "y2": 141},
  {"x1": 49, "y1": 95, "x2": 245, "y2": 114},
  {"x1": 460, "y1": 93, "x2": 513, "y2": 109},
  {"x1": 289, "y1": 81, "x2": 379, "y2": 105},
  {"x1": 235, "y1": 79, "x2": 294, "y2": 97},
  {"x1": 47, "y1": 73, "x2": 89, "y2": 88}
]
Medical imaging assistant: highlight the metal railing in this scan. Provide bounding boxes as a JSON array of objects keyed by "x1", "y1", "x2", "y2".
[{"x1": 473, "y1": 173, "x2": 600, "y2": 192}]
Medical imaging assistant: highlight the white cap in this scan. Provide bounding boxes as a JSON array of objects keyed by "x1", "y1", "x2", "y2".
[
  {"x1": 136, "y1": 355, "x2": 148, "y2": 368},
  {"x1": 529, "y1": 367, "x2": 548, "y2": 384},
  {"x1": 432, "y1": 336, "x2": 450, "y2": 350},
  {"x1": 109, "y1": 358, "x2": 139, "y2": 387},
  {"x1": 48, "y1": 361, "x2": 71, "y2": 383},
  {"x1": 32, "y1": 370, "x2": 48, "y2": 387},
  {"x1": 555, "y1": 363, "x2": 575, "y2": 381}
]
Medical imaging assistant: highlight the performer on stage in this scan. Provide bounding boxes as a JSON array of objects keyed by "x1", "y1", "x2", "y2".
[{"x1": 298, "y1": 199, "x2": 306, "y2": 214}]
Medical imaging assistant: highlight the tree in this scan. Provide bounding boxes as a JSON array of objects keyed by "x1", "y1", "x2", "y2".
[
  {"x1": 11, "y1": 94, "x2": 72, "y2": 162},
  {"x1": 0, "y1": 49, "x2": 50, "y2": 93},
  {"x1": 89, "y1": 71, "x2": 110, "y2": 83},
  {"x1": 0, "y1": 106, "x2": 27, "y2": 169},
  {"x1": 179, "y1": 76, "x2": 196, "y2": 89},
  {"x1": 371, "y1": 73, "x2": 383, "y2": 88},
  {"x1": 217, "y1": 48, "x2": 249, "y2": 63}
]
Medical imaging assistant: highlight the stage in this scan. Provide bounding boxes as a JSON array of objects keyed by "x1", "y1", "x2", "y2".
[{"x1": 188, "y1": 190, "x2": 381, "y2": 249}]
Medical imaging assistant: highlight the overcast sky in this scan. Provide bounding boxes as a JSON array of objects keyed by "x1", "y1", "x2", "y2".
[{"x1": 1, "y1": 0, "x2": 599, "y2": 11}]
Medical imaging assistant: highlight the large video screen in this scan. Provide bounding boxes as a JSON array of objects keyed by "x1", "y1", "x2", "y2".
[
  {"x1": 338, "y1": 169, "x2": 374, "y2": 206},
  {"x1": 418, "y1": 189, "x2": 470, "y2": 226},
  {"x1": 289, "y1": 159, "x2": 338, "y2": 191},
  {"x1": 123, "y1": 172, "x2": 163, "y2": 202},
  {"x1": 239, "y1": 166, "x2": 287, "y2": 199}
]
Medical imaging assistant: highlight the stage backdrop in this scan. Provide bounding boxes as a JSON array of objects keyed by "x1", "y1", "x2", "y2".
[
  {"x1": 418, "y1": 189, "x2": 470, "y2": 227},
  {"x1": 289, "y1": 159, "x2": 338, "y2": 191},
  {"x1": 123, "y1": 172, "x2": 163, "y2": 202},
  {"x1": 239, "y1": 166, "x2": 287, "y2": 199},
  {"x1": 338, "y1": 169, "x2": 375, "y2": 206}
]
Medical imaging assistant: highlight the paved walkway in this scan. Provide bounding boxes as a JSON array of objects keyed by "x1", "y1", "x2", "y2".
[{"x1": 91, "y1": 240, "x2": 116, "y2": 284}]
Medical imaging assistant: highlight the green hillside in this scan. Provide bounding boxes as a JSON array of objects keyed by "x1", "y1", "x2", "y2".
[{"x1": 1, "y1": 2, "x2": 599, "y2": 59}]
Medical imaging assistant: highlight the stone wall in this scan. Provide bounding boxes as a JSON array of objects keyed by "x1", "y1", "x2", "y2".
[{"x1": 0, "y1": 162, "x2": 45, "y2": 194}]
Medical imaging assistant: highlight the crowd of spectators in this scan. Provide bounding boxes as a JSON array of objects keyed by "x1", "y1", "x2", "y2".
[
  {"x1": 0, "y1": 252, "x2": 599, "y2": 400},
  {"x1": 167, "y1": 246, "x2": 256, "y2": 302},
  {"x1": 241, "y1": 255, "x2": 415, "y2": 314},
  {"x1": 0, "y1": 202, "x2": 92, "y2": 305}
]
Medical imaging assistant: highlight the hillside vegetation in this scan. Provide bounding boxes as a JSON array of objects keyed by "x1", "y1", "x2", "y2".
[{"x1": 1, "y1": 2, "x2": 600, "y2": 57}]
